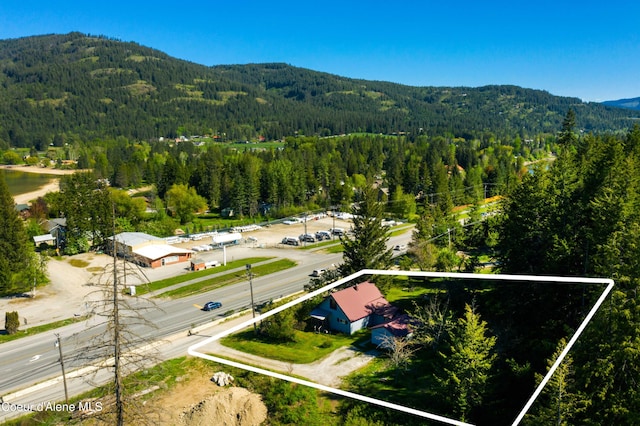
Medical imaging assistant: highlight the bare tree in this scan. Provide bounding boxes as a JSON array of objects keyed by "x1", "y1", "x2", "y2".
[
  {"x1": 77, "y1": 234, "x2": 163, "y2": 425},
  {"x1": 410, "y1": 295, "x2": 453, "y2": 350},
  {"x1": 377, "y1": 334, "x2": 418, "y2": 372}
]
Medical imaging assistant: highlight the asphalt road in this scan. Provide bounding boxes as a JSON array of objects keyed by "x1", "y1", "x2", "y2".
[{"x1": 0, "y1": 231, "x2": 412, "y2": 422}]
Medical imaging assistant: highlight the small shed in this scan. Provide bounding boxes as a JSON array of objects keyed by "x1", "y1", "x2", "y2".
[
  {"x1": 370, "y1": 314, "x2": 414, "y2": 348},
  {"x1": 33, "y1": 234, "x2": 56, "y2": 247}
]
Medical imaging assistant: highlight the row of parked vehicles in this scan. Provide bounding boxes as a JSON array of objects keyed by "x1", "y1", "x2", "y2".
[{"x1": 281, "y1": 228, "x2": 346, "y2": 246}]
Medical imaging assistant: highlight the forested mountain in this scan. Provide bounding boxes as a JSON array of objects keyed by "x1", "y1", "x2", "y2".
[
  {"x1": 1, "y1": 32, "x2": 639, "y2": 148},
  {"x1": 602, "y1": 96, "x2": 640, "y2": 111}
]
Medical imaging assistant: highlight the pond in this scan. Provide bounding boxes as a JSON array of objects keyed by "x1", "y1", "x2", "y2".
[{"x1": 2, "y1": 169, "x2": 59, "y2": 197}]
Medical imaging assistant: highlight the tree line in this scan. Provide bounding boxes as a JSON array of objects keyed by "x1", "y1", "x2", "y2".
[{"x1": 26, "y1": 131, "x2": 528, "y2": 255}]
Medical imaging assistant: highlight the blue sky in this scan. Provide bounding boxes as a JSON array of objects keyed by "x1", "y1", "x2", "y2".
[{"x1": 1, "y1": 1, "x2": 638, "y2": 102}]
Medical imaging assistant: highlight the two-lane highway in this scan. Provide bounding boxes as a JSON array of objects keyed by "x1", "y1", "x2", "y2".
[
  {"x1": 0, "y1": 229, "x2": 412, "y2": 422},
  {"x1": 0, "y1": 249, "x2": 345, "y2": 396}
]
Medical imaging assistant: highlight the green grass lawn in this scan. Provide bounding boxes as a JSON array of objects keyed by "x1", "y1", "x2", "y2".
[
  {"x1": 135, "y1": 257, "x2": 273, "y2": 295},
  {"x1": 387, "y1": 224, "x2": 414, "y2": 237},
  {"x1": 385, "y1": 285, "x2": 433, "y2": 303},
  {"x1": 156, "y1": 259, "x2": 297, "y2": 298},
  {"x1": 324, "y1": 244, "x2": 344, "y2": 253},
  {"x1": 0, "y1": 316, "x2": 88, "y2": 344},
  {"x1": 221, "y1": 328, "x2": 367, "y2": 364},
  {"x1": 299, "y1": 239, "x2": 341, "y2": 250}
]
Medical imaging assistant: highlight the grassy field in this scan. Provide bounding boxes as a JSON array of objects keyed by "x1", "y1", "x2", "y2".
[
  {"x1": 299, "y1": 238, "x2": 341, "y2": 250},
  {"x1": 221, "y1": 328, "x2": 368, "y2": 364},
  {"x1": 156, "y1": 259, "x2": 297, "y2": 298},
  {"x1": 0, "y1": 316, "x2": 88, "y2": 344},
  {"x1": 134, "y1": 257, "x2": 273, "y2": 295},
  {"x1": 387, "y1": 223, "x2": 414, "y2": 237}
]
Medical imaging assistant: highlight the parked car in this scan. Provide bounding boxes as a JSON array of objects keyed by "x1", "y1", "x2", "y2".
[
  {"x1": 315, "y1": 230, "x2": 331, "y2": 240},
  {"x1": 394, "y1": 244, "x2": 407, "y2": 251},
  {"x1": 299, "y1": 233, "x2": 316, "y2": 243},
  {"x1": 203, "y1": 301, "x2": 222, "y2": 311},
  {"x1": 329, "y1": 228, "x2": 345, "y2": 236},
  {"x1": 282, "y1": 236, "x2": 300, "y2": 246}
]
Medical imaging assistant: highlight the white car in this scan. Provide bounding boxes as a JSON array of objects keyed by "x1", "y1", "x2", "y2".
[
  {"x1": 311, "y1": 268, "x2": 327, "y2": 277},
  {"x1": 394, "y1": 244, "x2": 407, "y2": 251}
]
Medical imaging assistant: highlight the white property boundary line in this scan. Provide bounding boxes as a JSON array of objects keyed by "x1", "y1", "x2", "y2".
[{"x1": 188, "y1": 269, "x2": 614, "y2": 426}]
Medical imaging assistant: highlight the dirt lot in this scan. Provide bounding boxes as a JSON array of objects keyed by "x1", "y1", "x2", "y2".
[
  {"x1": 178, "y1": 215, "x2": 353, "y2": 248},
  {"x1": 150, "y1": 369, "x2": 268, "y2": 426}
]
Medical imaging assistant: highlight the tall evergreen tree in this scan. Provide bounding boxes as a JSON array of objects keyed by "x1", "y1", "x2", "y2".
[
  {"x1": 557, "y1": 108, "x2": 578, "y2": 147},
  {"x1": 0, "y1": 172, "x2": 32, "y2": 295},
  {"x1": 340, "y1": 185, "x2": 393, "y2": 275},
  {"x1": 525, "y1": 338, "x2": 588, "y2": 426},
  {"x1": 437, "y1": 304, "x2": 497, "y2": 422}
]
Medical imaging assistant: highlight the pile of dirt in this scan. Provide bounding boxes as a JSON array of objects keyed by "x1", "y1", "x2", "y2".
[{"x1": 179, "y1": 387, "x2": 267, "y2": 426}]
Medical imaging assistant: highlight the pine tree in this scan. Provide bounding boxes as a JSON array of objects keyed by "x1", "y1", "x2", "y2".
[
  {"x1": 340, "y1": 185, "x2": 393, "y2": 275},
  {"x1": 525, "y1": 338, "x2": 588, "y2": 425},
  {"x1": 437, "y1": 304, "x2": 497, "y2": 422},
  {"x1": 557, "y1": 109, "x2": 578, "y2": 147},
  {"x1": 0, "y1": 172, "x2": 31, "y2": 295}
]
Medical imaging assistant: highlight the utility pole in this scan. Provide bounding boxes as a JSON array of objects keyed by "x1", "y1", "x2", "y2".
[
  {"x1": 332, "y1": 206, "x2": 336, "y2": 240},
  {"x1": 246, "y1": 264, "x2": 257, "y2": 333},
  {"x1": 304, "y1": 212, "x2": 308, "y2": 247},
  {"x1": 54, "y1": 334, "x2": 69, "y2": 404}
]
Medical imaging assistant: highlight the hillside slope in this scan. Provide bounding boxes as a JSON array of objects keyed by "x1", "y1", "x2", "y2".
[
  {"x1": 602, "y1": 97, "x2": 640, "y2": 111},
  {"x1": 1, "y1": 32, "x2": 638, "y2": 147}
]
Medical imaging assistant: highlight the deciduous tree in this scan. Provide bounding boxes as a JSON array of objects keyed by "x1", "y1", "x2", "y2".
[
  {"x1": 59, "y1": 172, "x2": 113, "y2": 252},
  {"x1": 165, "y1": 183, "x2": 207, "y2": 224},
  {"x1": 259, "y1": 300, "x2": 297, "y2": 343},
  {"x1": 4, "y1": 311, "x2": 19, "y2": 334}
]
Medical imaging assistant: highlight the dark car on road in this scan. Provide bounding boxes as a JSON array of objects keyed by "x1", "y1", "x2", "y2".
[{"x1": 203, "y1": 301, "x2": 222, "y2": 311}]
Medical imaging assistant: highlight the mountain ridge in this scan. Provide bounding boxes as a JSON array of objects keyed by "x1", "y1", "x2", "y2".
[
  {"x1": 0, "y1": 32, "x2": 638, "y2": 148},
  {"x1": 602, "y1": 97, "x2": 640, "y2": 111}
]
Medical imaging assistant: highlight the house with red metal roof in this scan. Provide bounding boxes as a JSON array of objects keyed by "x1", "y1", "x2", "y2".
[{"x1": 310, "y1": 281, "x2": 398, "y2": 335}]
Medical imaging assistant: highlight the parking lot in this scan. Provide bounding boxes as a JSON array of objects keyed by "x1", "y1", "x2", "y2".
[{"x1": 174, "y1": 215, "x2": 354, "y2": 251}]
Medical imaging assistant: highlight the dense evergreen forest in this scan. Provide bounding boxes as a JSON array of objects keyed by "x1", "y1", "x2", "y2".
[
  {"x1": 0, "y1": 32, "x2": 639, "y2": 148},
  {"x1": 337, "y1": 119, "x2": 640, "y2": 425}
]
